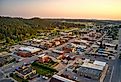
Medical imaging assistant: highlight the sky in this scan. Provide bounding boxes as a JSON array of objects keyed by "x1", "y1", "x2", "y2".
[{"x1": 0, "y1": 0, "x2": 121, "y2": 20}]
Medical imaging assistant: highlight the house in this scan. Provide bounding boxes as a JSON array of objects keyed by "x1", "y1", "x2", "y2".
[
  {"x1": 38, "y1": 55, "x2": 51, "y2": 63},
  {"x1": 55, "y1": 40, "x2": 61, "y2": 46},
  {"x1": 44, "y1": 42, "x2": 53, "y2": 48}
]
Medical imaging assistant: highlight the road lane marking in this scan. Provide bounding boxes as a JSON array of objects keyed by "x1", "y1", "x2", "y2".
[{"x1": 109, "y1": 66, "x2": 114, "y2": 82}]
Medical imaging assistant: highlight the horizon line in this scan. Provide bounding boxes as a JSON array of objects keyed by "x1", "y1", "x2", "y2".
[{"x1": 1, "y1": 15, "x2": 121, "y2": 21}]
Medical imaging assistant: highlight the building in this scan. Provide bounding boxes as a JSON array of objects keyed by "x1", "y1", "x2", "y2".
[
  {"x1": 38, "y1": 55, "x2": 51, "y2": 63},
  {"x1": 76, "y1": 60, "x2": 107, "y2": 80},
  {"x1": 17, "y1": 51, "x2": 32, "y2": 57},
  {"x1": 0, "y1": 52, "x2": 9, "y2": 56},
  {"x1": 63, "y1": 47, "x2": 72, "y2": 53},
  {"x1": 49, "y1": 75, "x2": 75, "y2": 82},
  {"x1": 19, "y1": 46, "x2": 41, "y2": 54},
  {"x1": 15, "y1": 64, "x2": 37, "y2": 79},
  {"x1": 81, "y1": 60, "x2": 106, "y2": 71},
  {"x1": 32, "y1": 38, "x2": 42, "y2": 43},
  {"x1": 55, "y1": 40, "x2": 61, "y2": 46},
  {"x1": 80, "y1": 40, "x2": 90, "y2": 46},
  {"x1": 104, "y1": 43, "x2": 116, "y2": 47},
  {"x1": 66, "y1": 65, "x2": 75, "y2": 72},
  {"x1": 0, "y1": 57, "x2": 6, "y2": 67},
  {"x1": 77, "y1": 66, "x2": 101, "y2": 79},
  {"x1": 0, "y1": 55, "x2": 15, "y2": 67},
  {"x1": 57, "y1": 55, "x2": 65, "y2": 60},
  {"x1": 52, "y1": 50, "x2": 64, "y2": 54}
]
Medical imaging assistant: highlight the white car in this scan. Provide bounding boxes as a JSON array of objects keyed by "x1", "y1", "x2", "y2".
[{"x1": 42, "y1": 76, "x2": 48, "y2": 80}]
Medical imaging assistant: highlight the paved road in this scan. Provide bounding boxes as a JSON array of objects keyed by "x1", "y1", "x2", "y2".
[
  {"x1": 110, "y1": 59, "x2": 121, "y2": 82},
  {"x1": 110, "y1": 28, "x2": 121, "y2": 82},
  {"x1": 0, "y1": 70, "x2": 5, "y2": 79},
  {"x1": 0, "y1": 78, "x2": 15, "y2": 82},
  {"x1": 29, "y1": 75, "x2": 49, "y2": 82}
]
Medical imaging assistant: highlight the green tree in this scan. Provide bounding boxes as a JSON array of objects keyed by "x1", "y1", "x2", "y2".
[{"x1": 6, "y1": 37, "x2": 11, "y2": 43}]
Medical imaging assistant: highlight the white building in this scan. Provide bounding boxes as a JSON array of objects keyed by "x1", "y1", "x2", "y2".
[
  {"x1": 19, "y1": 46, "x2": 41, "y2": 53},
  {"x1": 81, "y1": 60, "x2": 106, "y2": 71}
]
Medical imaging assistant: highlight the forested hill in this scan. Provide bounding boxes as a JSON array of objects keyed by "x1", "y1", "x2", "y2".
[
  {"x1": 0, "y1": 17, "x2": 82, "y2": 44},
  {"x1": 0, "y1": 17, "x2": 58, "y2": 42}
]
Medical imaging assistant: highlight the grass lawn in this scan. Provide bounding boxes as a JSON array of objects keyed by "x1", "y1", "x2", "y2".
[
  {"x1": 32, "y1": 65, "x2": 55, "y2": 77},
  {"x1": 31, "y1": 62, "x2": 58, "y2": 77}
]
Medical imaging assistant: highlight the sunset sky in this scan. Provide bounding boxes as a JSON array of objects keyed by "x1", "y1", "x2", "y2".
[{"x1": 0, "y1": 0, "x2": 121, "y2": 20}]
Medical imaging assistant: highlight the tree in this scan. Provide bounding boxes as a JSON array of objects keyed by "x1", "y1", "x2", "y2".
[
  {"x1": 0, "y1": 33, "x2": 4, "y2": 40},
  {"x1": 6, "y1": 37, "x2": 11, "y2": 43}
]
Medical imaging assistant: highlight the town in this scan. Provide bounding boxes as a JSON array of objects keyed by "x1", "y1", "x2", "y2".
[{"x1": 0, "y1": 20, "x2": 121, "y2": 82}]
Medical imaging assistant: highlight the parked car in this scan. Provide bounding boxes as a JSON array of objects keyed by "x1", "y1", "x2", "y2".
[{"x1": 42, "y1": 76, "x2": 49, "y2": 80}]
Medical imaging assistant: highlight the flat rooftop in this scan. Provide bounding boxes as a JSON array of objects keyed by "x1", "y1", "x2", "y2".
[
  {"x1": 81, "y1": 60, "x2": 106, "y2": 70},
  {"x1": 50, "y1": 75, "x2": 75, "y2": 82},
  {"x1": 19, "y1": 46, "x2": 40, "y2": 53},
  {"x1": 77, "y1": 66, "x2": 101, "y2": 78}
]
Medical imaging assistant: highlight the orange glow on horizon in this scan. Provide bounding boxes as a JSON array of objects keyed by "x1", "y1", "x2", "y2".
[{"x1": 0, "y1": 0, "x2": 121, "y2": 20}]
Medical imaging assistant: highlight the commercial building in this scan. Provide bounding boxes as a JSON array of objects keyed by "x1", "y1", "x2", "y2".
[
  {"x1": 19, "y1": 46, "x2": 41, "y2": 54},
  {"x1": 15, "y1": 64, "x2": 37, "y2": 80},
  {"x1": 0, "y1": 55, "x2": 15, "y2": 67},
  {"x1": 17, "y1": 51, "x2": 32, "y2": 57},
  {"x1": 77, "y1": 66, "x2": 101, "y2": 79},
  {"x1": 104, "y1": 43, "x2": 116, "y2": 47},
  {"x1": 76, "y1": 60, "x2": 107, "y2": 80},
  {"x1": 66, "y1": 65, "x2": 75, "y2": 72},
  {"x1": 49, "y1": 75, "x2": 75, "y2": 82},
  {"x1": 81, "y1": 60, "x2": 106, "y2": 71},
  {"x1": 52, "y1": 50, "x2": 64, "y2": 54}
]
